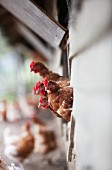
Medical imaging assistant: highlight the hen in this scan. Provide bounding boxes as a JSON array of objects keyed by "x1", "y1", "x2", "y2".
[
  {"x1": 31, "y1": 114, "x2": 57, "y2": 155},
  {"x1": 4, "y1": 122, "x2": 34, "y2": 162},
  {"x1": 40, "y1": 80, "x2": 73, "y2": 121},
  {"x1": 30, "y1": 61, "x2": 73, "y2": 121},
  {"x1": 39, "y1": 96, "x2": 61, "y2": 118},
  {"x1": 30, "y1": 61, "x2": 70, "y2": 87},
  {"x1": 32, "y1": 81, "x2": 63, "y2": 118}
]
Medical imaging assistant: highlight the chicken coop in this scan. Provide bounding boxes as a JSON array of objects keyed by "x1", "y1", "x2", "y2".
[{"x1": 0, "y1": 0, "x2": 112, "y2": 170}]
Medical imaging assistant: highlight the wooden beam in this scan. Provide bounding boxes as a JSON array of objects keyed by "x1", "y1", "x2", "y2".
[
  {"x1": 67, "y1": 116, "x2": 75, "y2": 162},
  {"x1": 0, "y1": 0, "x2": 68, "y2": 48},
  {"x1": 16, "y1": 22, "x2": 53, "y2": 60}
]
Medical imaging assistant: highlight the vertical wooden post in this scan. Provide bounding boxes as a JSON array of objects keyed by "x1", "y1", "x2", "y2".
[
  {"x1": 61, "y1": 45, "x2": 69, "y2": 141},
  {"x1": 67, "y1": 115, "x2": 75, "y2": 162},
  {"x1": 61, "y1": 32, "x2": 75, "y2": 162}
]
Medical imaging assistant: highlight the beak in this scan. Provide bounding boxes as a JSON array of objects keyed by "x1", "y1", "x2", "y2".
[
  {"x1": 45, "y1": 87, "x2": 47, "y2": 91},
  {"x1": 36, "y1": 91, "x2": 39, "y2": 94},
  {"x1": 47, "y1": 90, "x2": 51, "y2": 94}
]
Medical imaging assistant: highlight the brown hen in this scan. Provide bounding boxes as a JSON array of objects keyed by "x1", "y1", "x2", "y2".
[
  {"x1": 45, "y1": 81, "x2": 73, "y2": 121},
  {"x1": 31, "y1": 115, "x2": 57, "y2": 154},
  {"x1": 4, "y1": 122, "x2": 34, "y2": 162},
  {"x1": 30, "y1": 61, "x2": 70, "y2": 87}
]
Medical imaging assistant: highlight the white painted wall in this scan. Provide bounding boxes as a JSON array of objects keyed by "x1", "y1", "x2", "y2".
[{"x1": 69, "y1": 0, "x2": 112, "y2": 170}]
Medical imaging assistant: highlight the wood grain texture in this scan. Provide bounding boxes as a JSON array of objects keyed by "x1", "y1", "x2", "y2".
[
  {"x1": 0, "y1": 0, "x2": 67, "y2": 48},
  {"x1": 67, "y1": 116, "x2": 75, "y2": 162}
]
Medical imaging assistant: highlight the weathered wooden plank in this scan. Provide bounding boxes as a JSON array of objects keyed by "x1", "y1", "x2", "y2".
[
  {"x1": 16, "y1": 22, "x2": 53, "y2": 60},
  {"x1": 67, "y1": 116, "x2": 75, "y2": 162},
  {"x1": 0, "y1": 0, "x2": 67, "y2": 48}
]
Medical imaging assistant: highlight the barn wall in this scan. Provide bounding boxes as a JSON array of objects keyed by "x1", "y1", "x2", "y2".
[{"x1": 69, "y1": 0, "x2": 112, "y2": 170}]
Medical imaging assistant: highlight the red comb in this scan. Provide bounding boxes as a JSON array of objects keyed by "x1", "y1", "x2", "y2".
[
  {"x1": 35, "y1": 81, "x2": 41, "y2": 91},
  {"x1": 30, "y1": 60, "x2": 35, "y2": 69},
  {"x1": 42, "y1": 78, "x2": 48, "y2": 87},
  {"x1": 42, "y1": 105, "x2": 47, "y2": 109},
  {"x1": 39, "y1": 91, "x2": 45, "y2": 95},
  {"x1": 39, "y1": 96, "x2": 43, "y2": 104}
]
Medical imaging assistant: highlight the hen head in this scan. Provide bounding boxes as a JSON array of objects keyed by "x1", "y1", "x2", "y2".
[
  {"x1": 33, "y1": 81, "x2": 45, "y2": 95},
  {"x1": 42, "y1": 78, "x2": 59, "y2": 93},
  {"x1": 39, "y1": 96, "x2": 49, "y2": 109},
  {"x1": 46, "y1": 81, "x2": 59, "y2": 93},
  {"x1": 30, "y1": 61, "x2": 45, "y2": 74}
]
